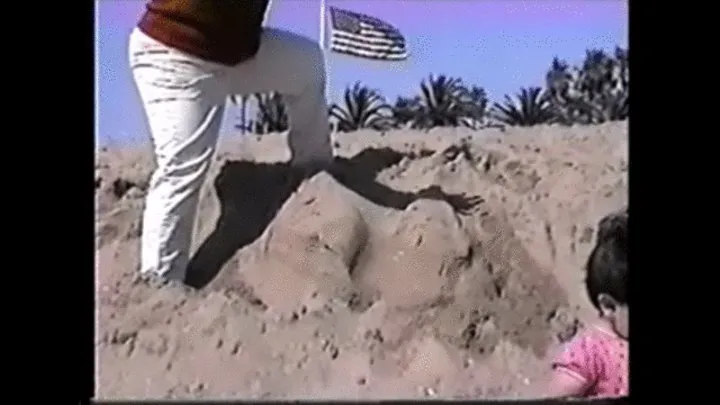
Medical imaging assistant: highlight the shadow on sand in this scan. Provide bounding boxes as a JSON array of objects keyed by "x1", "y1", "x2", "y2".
[{"x1": 185, "y1": 147, "x2": 483, "y2": 289}]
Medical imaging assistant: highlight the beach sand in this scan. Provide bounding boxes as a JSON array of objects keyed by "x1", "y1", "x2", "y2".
[{"x1": 95, "y1": 122, "x2": 627, "y2": 399}]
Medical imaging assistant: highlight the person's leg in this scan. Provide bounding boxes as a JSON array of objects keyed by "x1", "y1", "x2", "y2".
[
  {"x1": 129, "y1": 28, "x2": 228, "y2": 281},
  {"x1": 226, "y1": 28, "x2": 333, "y2": 168}
]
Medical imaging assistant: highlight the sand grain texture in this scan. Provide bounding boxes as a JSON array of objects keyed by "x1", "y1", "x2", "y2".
[{"x1": 95, "y1": 123, "x2": 627, "y2": 399}]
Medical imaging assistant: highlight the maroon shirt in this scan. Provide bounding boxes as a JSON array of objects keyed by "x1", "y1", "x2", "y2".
[{"x1": 137, "y1": 0, "x2": 271, "y2": 66}]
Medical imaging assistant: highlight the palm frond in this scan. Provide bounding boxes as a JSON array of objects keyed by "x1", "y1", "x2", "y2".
[
  {"x1": 331, "y1": 82, "x2": 392, "y2": 132},
  {"x1": 491, "y1": 86, "x2": 556, "y2": 127}
]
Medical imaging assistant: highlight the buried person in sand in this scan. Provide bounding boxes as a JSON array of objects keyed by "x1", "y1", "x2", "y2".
[{"x1": 129, "y1": 0, "x2": 333, "y2": 282}]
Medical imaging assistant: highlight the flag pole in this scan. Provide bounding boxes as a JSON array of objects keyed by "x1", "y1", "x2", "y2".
[
  {"x1": 319, "y1": 0, "x2": 326, "y2": 49},
  {"x1": 319, "y1": 0, "x2": 329, "y2": 102}
]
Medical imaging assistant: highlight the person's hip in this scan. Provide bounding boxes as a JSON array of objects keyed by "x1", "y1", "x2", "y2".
[{"x1": 135, "y1": 11, "x2": 263, "y2": 66}]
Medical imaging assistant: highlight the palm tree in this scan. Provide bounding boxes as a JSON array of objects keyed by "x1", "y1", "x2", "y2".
[
  {"x1": 254, "y1": 92, "x2": 289, "y2": 134},
  {"x1": 413, "y1": 74, "x2": 473, "y2": 129},
  {"x1": 391, "y1": 96, "x2": 422, "y2": 128},
  {"x1": 606, "y1": 46, "x2": 629, "y2": 121},
  {"x1": 545, "y1": 57, "x2": 574, "y2": 101},
  {"x1": 491, "y1": 87, "x2": 557, "y2": 127},
  {"x1": 330, "y1": 82, "x2": 392, "y2": 132},
  {"x1": 614, "y1": 46, "x2": 629, "y2": 88},
  {"x1": 458, "y1": 85, "x2": 489, "y2": 129},
  {"x1": 545, "y1": 57, "x2": 588, "y2": 124},
  {"x1": 229, "y1": 95, "x2": 250, "y2": 134},
  {"x1": 545, "y1": 47, "x2": 629, "y2": 125}
]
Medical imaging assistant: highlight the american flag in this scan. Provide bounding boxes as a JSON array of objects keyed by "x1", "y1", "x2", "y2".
[{"x1": 329, "y1": 7, "x2": 408, "y2": 61}]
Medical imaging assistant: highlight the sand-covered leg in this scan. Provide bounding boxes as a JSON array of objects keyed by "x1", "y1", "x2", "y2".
[{"x1": 129, "y1": 28, "x2": 227, "y2": 281}]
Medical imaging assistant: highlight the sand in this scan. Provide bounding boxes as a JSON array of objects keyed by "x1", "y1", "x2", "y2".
[{"x1": 95, "y1": 122, "x2": 628, "y2": 399}]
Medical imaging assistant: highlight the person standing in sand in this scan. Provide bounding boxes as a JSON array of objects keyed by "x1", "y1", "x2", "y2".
[{"x1": 129, "y1": 0, "x2": 333, "y2": 282}]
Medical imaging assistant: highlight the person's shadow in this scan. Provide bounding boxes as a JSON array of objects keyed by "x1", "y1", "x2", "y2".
[{"x1": 185, "y1": 147, "x2": 483, "y2": 289}]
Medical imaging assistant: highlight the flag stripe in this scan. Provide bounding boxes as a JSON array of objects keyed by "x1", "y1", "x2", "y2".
[
  {"x1": 334, "y1": 27, "x2": 406, "y2": 45},
  {"x1": 331, "y1": 34, "x2": 406, "y2": 51},
  {"x1": 330, "y1": 41, "x2": 407, "y2": 56},
  {"x1": 329, "y1": 7, "x2": 408, "y2": 61},
  {"x1": 331, "y1": 41, "x2": 408, "y2": 59},
  {"x1": 331, "y1": 46, "x2": 408, "y2": 61},
  {"x1": 356, "y1": 23, "x2": 404, "y2": 40},
  {"x1": 331, "y1": 39, "x2": 406, "y2": 56}
]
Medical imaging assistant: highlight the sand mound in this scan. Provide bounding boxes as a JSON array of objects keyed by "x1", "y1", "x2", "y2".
[{"x1": 95, "y1": 122, "x2": 628, "y2": 399}]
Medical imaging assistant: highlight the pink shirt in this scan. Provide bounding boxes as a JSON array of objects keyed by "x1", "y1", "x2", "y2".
[{"x1": 552, "y1": 325, "x2": 629, "y2": 397}]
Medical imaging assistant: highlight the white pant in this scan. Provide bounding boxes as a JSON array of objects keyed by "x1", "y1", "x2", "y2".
[{"x1": 129, "y1": 28, "x2": 333, "y2": 281}]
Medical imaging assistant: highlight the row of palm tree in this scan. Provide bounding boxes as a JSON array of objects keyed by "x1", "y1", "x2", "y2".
[
  {"x1": 230, "y1": 93, "x2": 288, "y2": 134},
  {"x1": 231, "y1": 46, "x2": 628, "y2": 134}
]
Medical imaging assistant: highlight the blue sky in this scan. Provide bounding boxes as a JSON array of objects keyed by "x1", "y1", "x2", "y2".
[{"x1": 96, "y1": 0, "x2": 628, "y2": 145}]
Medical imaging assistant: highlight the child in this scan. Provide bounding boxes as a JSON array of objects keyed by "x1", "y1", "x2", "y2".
[{"x1": 546, "y1": 209, "x2": 628, "y2": 398}]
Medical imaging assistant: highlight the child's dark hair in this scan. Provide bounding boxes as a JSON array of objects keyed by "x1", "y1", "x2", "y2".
[{"x1": 585, "y1": 207, "x2": 628, "y2": 310}]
